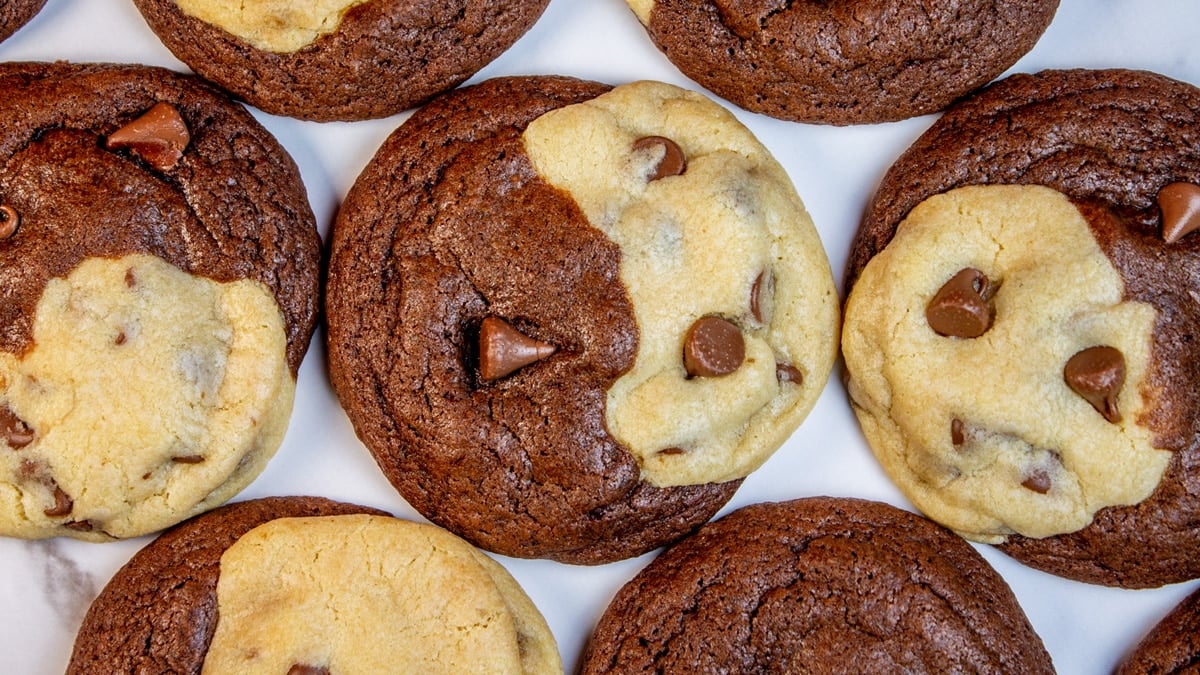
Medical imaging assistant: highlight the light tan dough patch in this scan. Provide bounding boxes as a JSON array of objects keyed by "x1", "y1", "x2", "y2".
[
  {"x1": 174, "y1": 0, "x2": 368, "y2": 52},
  {"x1": 0, "y1": 254, "x2": 293, "y2": 540},
  {"x1": 203, "y1": 515, "x2": 561, "y2": 674},
  {"x1": 522, "y1": 80, "x2": 839, "y2": 487},
  {"x1": 843, "y1": 185, "x2": 1168, "y2": 543}
]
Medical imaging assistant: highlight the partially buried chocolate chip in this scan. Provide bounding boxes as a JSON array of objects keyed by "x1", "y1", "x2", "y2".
[
  {"x1": 776, "y1": 362, "x2": 803, "y2": 385},
  {"x1": 1158, "y1": 182, "x2": 1200, "y2": 244},
  {"x1": 288, "y1": 665, "x2": 330, "y2": 675},
  {"x1": 105, "y1": 102, "x2": 191, "y2": 172},
  {"x1": 926, "y1": 268, "x2": 994, "y2": 338},
  {"x1": 0, "y1": 204, "x2": 19, "y2": 240},
  {"x1": 684, "y1": 316, "x2": 745, "y2": 378},
  {"x1": 750, "y1": 270, "x2": 773, "y2": 324},
  {"x1": 1, "y1": 405, "x2": 35, "y2": 449},
  {"x1": 44, "y1": 482, "x2": 73, "y2": 518},
  {"x1": 633, "y1": 136, "x2": 686, "y2": 181},
  {"x1": 1064, "y1": 345, "x2": 1125, "y2": 423},
  {"x1": 478, "y1": 317, "x2": 557, "y2": 381},
  {"x1": 951, "y1": 418, "x2": 965, "y2": 447},
  {"x1": 1022, "y1": 469, "x2": 1052, "y2": 494}
]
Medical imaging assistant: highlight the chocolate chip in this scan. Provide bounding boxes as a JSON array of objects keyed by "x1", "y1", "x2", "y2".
[
  {"x1": 951, "y1": 418, "x2": 965, "y2": 447},
  {"x1": 633, "y1": 136, "x2": 686, "y2": 181},
  {"x1": 63, "y1": 520, "x2": 93, "y2": 532},
  {"x1": 776, "y1": 362, "x2": 803, "y2": 385},
  {"x1": 1064, "y1": 345, "x2": 1125, "y2": 423},
  {"x1": 105, "y1": 102, "x2": 191, "y2": 172},
  {"x1": 0, "y1": 204, "x2": 19, "y2": 240},
  {"x1": 288, "y1": 665, "x2": 331, "y2": 675},
  {"x1": 657, "y1": 447, "x2": 686, "y2": 456},
  {"x1": 1022, "y1": 469, "x2": 1052, "y2": 494},
  {"x1": 1, "y1": 405, "x2": 35, "y2": 449},
  {"x1": 926, "y1": 268, "x2": 994, "y2": 338},
  {"x1": 43, "y1": 482, "x2": 73, "y2": 518},
  {"x1": 684, "y1": 316, "x2": 745, "y2": 378},
  {"x1": 172, "y1": 454, "x2": 205, "y2": 464},
  {"x1": 1158, "y1": 182, "x2": 1200, "y2": 244},
  {"x1": 124, "y1": 267, "x2": 137, "y2": 288},
  {"x1": 750, "y1": 270, "x2": 774, "y2": 324},
  {"x1": 114, "y1": 331, "x2": 127, "y2": 346},
  {"x1": 478, "y1": 317, "x2": 557, "y2": 381}
]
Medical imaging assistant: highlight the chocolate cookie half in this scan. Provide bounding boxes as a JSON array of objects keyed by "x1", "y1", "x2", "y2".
[
  {"x1": 623, "y1": 0, "x2": 1059, "y2": 124},
  {"x1": 843, "y1": 69, "x2": 1200, "y2": 587},
  {"x1": 68, "y1": 496, "x2": 561, "y2": 674},
  {"x1": 0, "y1": 0, "x2": 45, "y2": 43},
  {"x1": 1116, "y1": 587, "x2": 1200, "y2": 674},
  {"x1": 580, "y1": 497, "x2": 1054, "y2": 673},
  {"x1": 0, "y1": 63, "x2": 319, "y2": 541},
  {"x1": 132, "y1": 0, "x2": 551, "y2": 121},
  {"x1": 326, "y1": 76, "x2": 839, "y2": 564}
]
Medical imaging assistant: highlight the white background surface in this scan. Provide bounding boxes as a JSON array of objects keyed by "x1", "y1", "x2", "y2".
[{"x1": 1, "y1": 0, "x2": 1198, "y2": 673}]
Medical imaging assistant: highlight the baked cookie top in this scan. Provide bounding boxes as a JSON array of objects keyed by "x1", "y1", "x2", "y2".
[
  {"x1": 69, "y1": 496, "x2": 559, "y2": 674},
  {"x1": 580, "y1": 497, "x2": 1054, "y2": 673},
  {"x1": 846, "y1": 68, "x2": 1200, "y2": 588},
  {"x1": 326, "y1": 76, "x2": 838, "y2": 563},
  {"x1": 624, "y1": 0, "x2": 1059, "y2": 124},
  {"x1": 0, "y1": 62, "x2": 319, "y2": 541},
  {"x1": 0, "y1": 0, "x2": 45, "y2": 43},
  {"x1": 132, "y1": 0, "x2": 551, "y2": 121}
]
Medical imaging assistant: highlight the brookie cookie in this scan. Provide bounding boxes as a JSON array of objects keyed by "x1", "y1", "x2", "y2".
[
  {"x1": 0, "y1": 62, "x2": 320, "y2": 541},
  {"x1": 0, "y1": 0, "x2": 45, "y2": 43},
  {"x1": 1116, "y1": 586, "x2": 1200, "y2": 674},
  {"x1": 67, "y1": 496, "x2": 562, "y2": 674},
  {"x1": 326, "y1": 76, "x2": 839, "y2": 564},
  {"x1": 579, "y1": 497, "x2": 1054, "y2": 673},
  {"x1": 131, "y1": 0, "x2": 551, "y2": 121},
  {"x1": 842, "y1": 69, "x2": 1200, "y2": 587},
  {"x1": 622, "y1": 0, "x2": 1059, "y2": 124}
]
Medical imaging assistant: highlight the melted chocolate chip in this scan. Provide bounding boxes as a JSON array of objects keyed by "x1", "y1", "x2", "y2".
[
  {"x1": 287, "y1": 666, "x2": 331, "y2": 675},
  {"x1": 951, "y1": 418, "x2": 965, "y2": 447},
  {"x1": 750, "y1": 270, "x2": 773, "y2": 324},
  {"x1": 171, "y1": 454, "x2": 205, "y2": 464},
  {"x1": 684, "y1": 316, "x2": 745, "y2": 378},
  {"x1": 657, "y1": 447, "x2": 686, "y2": 456},
  {"x1": 926, "y1": 268, "x2": 994, "y2": 338},
  {"x1": 1064, "y1": 345, "x2": 1125, "y2": 423},
  {"x1": 478, "y1": 317, "x2": 557, "y2": 381},
  {"x1": 776, "y1": 362, "x2": 803, "y2": 385},
  {"x1": 44, "y1": 482, "x2": 73, "y2": 518},
  {"x1": 1, "y1": 405, "x2": 35, "y2": 449},
  {"x1": 633, "y1": 136, "x2": 686, "y2": 181},
  {"x1": 1158, "y1": 182, "x2": 1200, "y2": 244},
  {"x1": 105, "y1": 102, "x2": 191, "y2": 172},
  {"x1": 0, "y1": 204, "x2": 19, "y2": 240},
  {"x1": 1022, "y1": 469, "x2": 1052, "y2": 494}
]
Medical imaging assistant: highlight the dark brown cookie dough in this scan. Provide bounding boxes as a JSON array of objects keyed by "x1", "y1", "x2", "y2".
[
  {"x1": 850, "y1": 68, "x2": 1200, "y2": 587},
  {"x1": 1117, "y1": 587, "x2": 1200, "y2": 674},
  {"x1": 626, "y1": 0, "x2": 1059, "y2": 124},
  {"x1": 0, "y1": 61, "x2": 319, "y2": 374},
  {"x1": 131, "y1": 0, "x2": 551, "y2": 121},
  {"x1": 0, "y1": 0, "x2": 44, "y2": 43},
  {"x1": 580, "y1": 497, "x2": 1054, "y2": 673},
  {"x1": 325, "y1": 75, "x2": 741, "y2": 565},
  {"x1": 66, "y1": 497, "x2": 385, "y2": 674}
]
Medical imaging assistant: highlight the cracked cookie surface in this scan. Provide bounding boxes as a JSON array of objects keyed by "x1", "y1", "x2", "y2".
[
  {"x1": 133, "y1": 0, "x2": 550, "y2": 120},
  {"x1": 848, "y1": 68, "x2": 1200, "y2": 587},
  {"x1": 624, "y1": 0, "x2": 1059, "y2": 124},
  {"x1": 0, "y1": 62, "x2": 319, "y2": 540},
  {"x1": 326, "y1": 76, "x2": 837, "y2": 563},
  {"x1": 580, "y1": 497, "x2": 1054, "y2": 673}
]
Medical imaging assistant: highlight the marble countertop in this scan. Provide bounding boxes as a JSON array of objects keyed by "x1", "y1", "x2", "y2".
[{"x1": 2, "y1": 0, "x2": 1199, "y2": 673}]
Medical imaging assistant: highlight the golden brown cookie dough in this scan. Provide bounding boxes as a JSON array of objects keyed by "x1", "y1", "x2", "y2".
[{"x1": 844, "y1": 185, "x2": 1168, "y2": 543}]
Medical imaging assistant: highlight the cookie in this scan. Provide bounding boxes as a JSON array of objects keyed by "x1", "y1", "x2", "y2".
[
  {"x1": 580, "y1": 497, "x2": 1054, "y2": 673},
  {"x1": 326, "y1": 76, "x2": 839, "y2": 564},
  {"x1": 131, "y1": 0, "x2": 551, "y2": 121},
  {"x1": 1116, "y1": 587, "x2": 1200, "y2": 674},
  {"x1": 0, "y1": 62, "x2": 320, "y2": 541},
  {"x1": 842, "y1": 68, "x2": 1200, "y2": 587},
  {"x1": 0, "y1": 0, "x2": 45, "y2": 43},
  {"x1": 623, "y1": 0, "x2": 1059, "y2": 124},
  {"x1": 67, "y1": 496, "x2": 561, "y2": 674}
]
